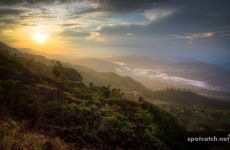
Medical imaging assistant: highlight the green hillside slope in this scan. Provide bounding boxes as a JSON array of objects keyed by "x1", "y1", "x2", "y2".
[{"x1": 0, "y1": 42, "x2": 200, "y2": 149}]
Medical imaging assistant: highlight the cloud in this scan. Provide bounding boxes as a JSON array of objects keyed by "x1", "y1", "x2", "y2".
[
  {"x1": 97, "y1": 23, "x2": 143, "y2": 36},
  {"x1": 168, "y1": 32, "x2": 214, "y2": 44},
  {"x1": 0, "y1": 1, "x2": 100, "y2": 19},
  {"x1": 186, "y1": 32, "x2": 214, "y2": 44},
  {"x1": 126, "y1": 33, "x2": 135, "y2": 36},
  {"x1": 0, "y1": 8, "x2": 26, "y2": 16},
  {"x1": 0, "y1": 0, "x2": 76, "y2": 5},
  {"x1": 0, "y1": 18, "x2": 22, "y2": 32},
  {"x1": 116, "y1": 66, "x2": 221, "y2": 91},
  {"x1": 59, "y1": 30, "x2": 88, "y2": 37},
  {"x1": 93, "y1": 0, "x2": 229, "y2": 51},
  {"x1": 86, "y1": 32, "x2": 105, "y2": 42},
  {"x1": 144, "y1": 8, "x2": 175, "y2": 21},
  {"x1": 0, "y1": 0, "x2": 230, "y2": 54},
  {"x1": 61, "y1": 23, "x2": 82, "y2": 27},
  {"x1": 96, "y1": 0, "x2": 171, "y2": 12},
  {"x1": 0, "y1": 0, "x2": 173, "y2": 12}
]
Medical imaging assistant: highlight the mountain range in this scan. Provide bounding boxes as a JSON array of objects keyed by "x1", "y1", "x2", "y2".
[
  {"x1": 0, "y1": 41, "x2": 230, "y2": 149},
  {"x1": 72, "y1": 56, "x2": 230, "y2": 99}
]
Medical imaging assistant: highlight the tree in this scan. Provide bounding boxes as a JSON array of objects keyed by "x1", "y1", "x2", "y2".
[
  {"x1": 52, "y1": 61, "x2": 82, "y2": 82},
  {"x1": 138, "y1": 96, "x2": 144, "y2": 103},
  {"x1": 89, "y1": 82, "x2": 94, "y2": 87},
  {"x1": 52, "y1": 61, "x2": 62, "y2": 78}
]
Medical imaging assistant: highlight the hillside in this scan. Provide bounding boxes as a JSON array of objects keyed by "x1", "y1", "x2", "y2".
[
  {"x1": 152, "y1": 88, "x2": 230, "y2": 109},
  {"x1": 0, "y1": 42, "x2": 202, "y2": 149},
  {"x1": 1, "y1": 42, "x2": 230, "y2": 149},
  {"x1": 74, "y1": 65, "x2": 153, "y2": 97},
  {"x1": 0, "y1": 42, "x2": 153, "y2": 98}
]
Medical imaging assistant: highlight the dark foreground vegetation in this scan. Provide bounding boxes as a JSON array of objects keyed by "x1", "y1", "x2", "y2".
[{"x1": 0, "y1": 42, "x2": 226, "y2": 149}]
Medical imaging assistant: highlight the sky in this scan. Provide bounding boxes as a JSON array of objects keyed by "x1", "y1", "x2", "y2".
[{"x1": 0, "y1": 0, "x2": 230, "y2": 63}]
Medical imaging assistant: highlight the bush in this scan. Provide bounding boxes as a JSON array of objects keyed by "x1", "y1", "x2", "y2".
[{"x1": 0, "y1": 120, "x2": 68, "y2": 150}]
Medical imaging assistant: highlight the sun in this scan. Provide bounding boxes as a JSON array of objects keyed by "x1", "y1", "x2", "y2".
[{"x1": 33, "y1": 32, "x2": 48, "y2": 43}]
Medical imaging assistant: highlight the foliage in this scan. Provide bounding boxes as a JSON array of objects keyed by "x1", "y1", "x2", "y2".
[
  {"x1": 0, "y1": 120, "x2": 68, "y2": 150},
  {"x1": 52, "y1": 61, "x2": 82, "y2": 82},
  {"x1": 0, "y1": 46, "x2": 205, "y2": 150}
]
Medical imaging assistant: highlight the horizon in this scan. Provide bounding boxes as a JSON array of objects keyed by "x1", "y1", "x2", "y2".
[{"x1": 0, "y1": 0, "x2": 230, "y2": 64}]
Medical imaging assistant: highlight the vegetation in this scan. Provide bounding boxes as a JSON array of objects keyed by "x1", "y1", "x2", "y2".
[
  {"x1": 0, "y1": 43, "x2": 195, "y2": 149},
  {"x1": 0, "y1": 42, "x2": 227, "y2": 149},
  {"x1": 0, "y1": 120, "x2": 68, "y2": 150},
  {"x1": 152, "y1": 88, "x2": 230, "y2": 109}
]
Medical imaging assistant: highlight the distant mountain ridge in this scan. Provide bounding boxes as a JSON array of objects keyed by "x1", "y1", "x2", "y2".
[
  {"x1": 1, "y1": 41, "x2": 230, "y2": 110},
  {"x1": 72, "y1": 55, "x2": 230, "y2": 98},
  {"x1": 0, "y1": 41, "x2": 153, "y2": 97}
]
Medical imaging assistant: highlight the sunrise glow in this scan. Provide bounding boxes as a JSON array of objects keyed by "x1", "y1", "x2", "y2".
[{"x1": 33, "y1": 32, "x2": 48, "y2": 43}]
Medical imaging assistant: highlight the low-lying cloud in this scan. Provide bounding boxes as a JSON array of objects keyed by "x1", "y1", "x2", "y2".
[{"x1": 114, "y1": 62, "x2": 222, "y2": 91}]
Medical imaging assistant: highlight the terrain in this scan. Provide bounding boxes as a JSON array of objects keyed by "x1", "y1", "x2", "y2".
[
  {"x1": 73, "y1": 56, "x2": 230, "y2": 99},
  {"x1": 0, "y1": 42, "x2": 229, "y2": 149}
]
